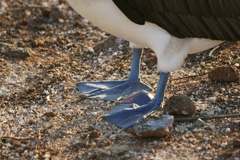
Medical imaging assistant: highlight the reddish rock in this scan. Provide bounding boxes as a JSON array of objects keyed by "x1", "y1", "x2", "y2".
[
  {"x1": 143, "y1": 51, "x2": 157, "y2": 68},
  {"x1": 208, "y1": 66, "x2": 239, "y2": 82},
  {"x1": 163, "y1": 95, "x2": 196, "y2": 116},
  {"x1": 127, "y1": 115, "x2": 174, "y2": 138},
  {"x1": 219, "y1": 140, "x2": 240, "y2": 160}
]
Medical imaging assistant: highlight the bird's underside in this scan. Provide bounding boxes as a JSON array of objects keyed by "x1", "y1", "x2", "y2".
[{"x1": 113, "y1": 0, "x2": 240, "y2": 41}]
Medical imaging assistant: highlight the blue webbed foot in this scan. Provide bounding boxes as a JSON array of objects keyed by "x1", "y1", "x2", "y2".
[
  {"x1": 119, "y1": 90, "x2": 153, "y2": 106},
  {"x1": 105, "y1": 72, "x2": 170, "y2": 129},
  {"x1": 105, "y1": 101, "x2": 159, "y2": 129},
  {"x1": 76, "y1": 80, "x2": 152, "y2": 102},
  {"x1": 76, "y1": 48, "x2": 153, "y2": 103}
]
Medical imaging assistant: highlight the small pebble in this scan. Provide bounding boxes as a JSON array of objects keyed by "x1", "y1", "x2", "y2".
[{"x1": 225, "y1": 128, "x2": 231, "y2": 133}]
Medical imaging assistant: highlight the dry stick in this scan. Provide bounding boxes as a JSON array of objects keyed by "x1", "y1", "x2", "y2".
[
  {"x1": 174, "y1": 113, "x2": 240, "y2": 122},
  {"x1": 0, "y1": 42, "x2": 13, "y2": 47},
  {"x1": 171, "y1": 73, "x2": 207, "y2": 82},
  {"x1": 1, "y1": 136, "x2": 35, "y2": 141},
  {"x1": 8, "y1": 5, "x2": 49, "y2": 12}
]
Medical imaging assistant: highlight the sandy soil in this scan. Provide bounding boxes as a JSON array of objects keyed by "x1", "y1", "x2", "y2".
[{"x1": 0, "y1": 0, "x2": 239, "y2": 159}]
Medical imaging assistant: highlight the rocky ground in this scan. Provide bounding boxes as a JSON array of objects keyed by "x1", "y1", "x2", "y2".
[{"x1": 0, "y1": 0, "x2": 239, "y2": 160}]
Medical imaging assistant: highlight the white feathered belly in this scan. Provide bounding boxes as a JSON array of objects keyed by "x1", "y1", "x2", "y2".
[{"x1": 67, "y1": 0, "x2": 223, "y2": 71}]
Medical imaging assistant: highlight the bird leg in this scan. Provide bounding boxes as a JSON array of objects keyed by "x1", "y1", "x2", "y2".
[
  {"x1": 105, "y1": 72, "x2": 170, "y2": 129},
  {"x1": 76, "y1": 48, "x2": 152, "y2": 104}
]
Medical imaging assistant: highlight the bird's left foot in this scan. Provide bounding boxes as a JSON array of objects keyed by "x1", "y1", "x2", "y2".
[
  {"x1": 105, "y1": 72, "x2": 170, "y2": 129},
  {"x1": 105, "y1": 100, "x2": 161, "y2": 129}
]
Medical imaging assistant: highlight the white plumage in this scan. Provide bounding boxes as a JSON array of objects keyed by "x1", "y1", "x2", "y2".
[{"x1": 67, "y1": 0, "x2": 222, "y2": 72}]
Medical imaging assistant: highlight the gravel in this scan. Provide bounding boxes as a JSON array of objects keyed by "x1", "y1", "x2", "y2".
[{"x1": 0, "y1": 0, "x2": 239, "y2": 159}]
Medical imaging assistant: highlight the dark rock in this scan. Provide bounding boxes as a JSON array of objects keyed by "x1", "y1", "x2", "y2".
[
  {"x1": 163, "y1": 95, "x2": 196, "y2": 116},
  {"x1": 208, "y1": 66, "x2": 239, "y2": 82},
  {"x1": 128, "y1": 115, "x2": 174, "y2": 138},
  {"x1": 233, "y1": 140, "x2": 240, "y2": 149},
  {"x1": 143, "y1": 49, "x2": 157, "y2": 68},
  {"x1": 41, "y1": 8, "x2": 51, "y2": 19},
  {"x1": 0, "y1": 43, "x2": 30, "y2": 61},
  {"x1": 43, "y1": 112, "x2": 57, "y2": 118},
  {"x1": 219, "y1": 140, "x2": 240, "y2": 160},
  {"x1": 70, "y1": 142, "x2": 89, "y2": 152},
  {"x1": 1, "y1": 48, "x2": 30, "y2": 61},
  {"x1": 41, "y1": 7, "x2": 64, "y2": 23},
  {"x1": 89, "y1": 130, "x2": 101, "y2": 140}
]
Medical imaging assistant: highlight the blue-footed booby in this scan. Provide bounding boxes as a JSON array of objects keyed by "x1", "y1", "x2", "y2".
[{"x1": 67, "y1": 0, "x2": 240, "y2": 128}]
